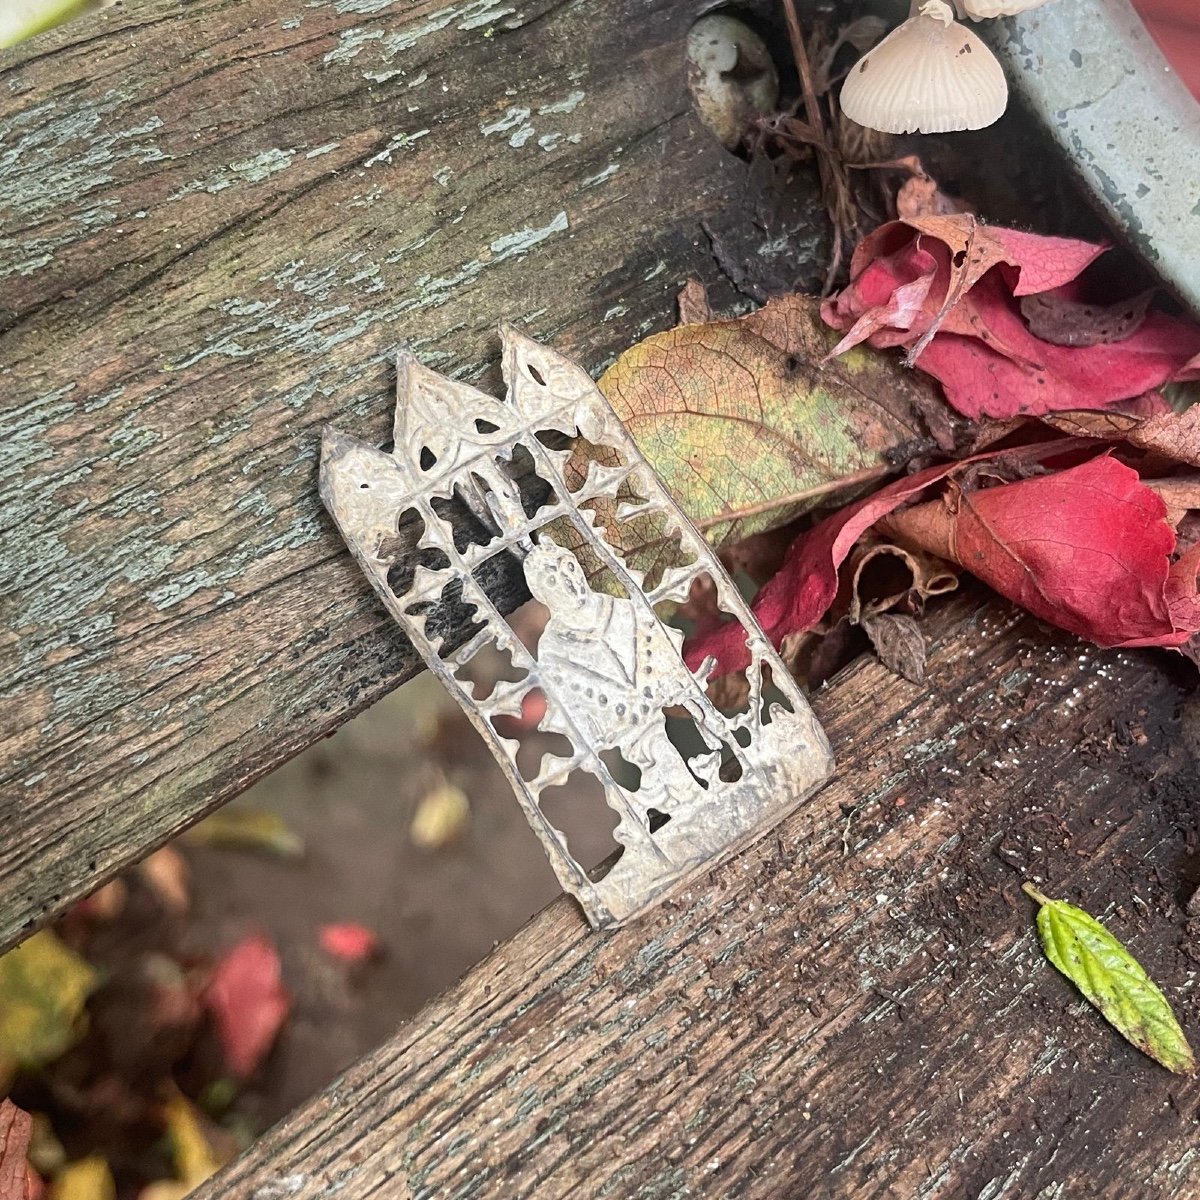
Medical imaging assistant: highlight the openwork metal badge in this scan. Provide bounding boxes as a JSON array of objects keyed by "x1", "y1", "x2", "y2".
[{"x1": 320, "y1": 326, "x2": 833, "y2": 928}]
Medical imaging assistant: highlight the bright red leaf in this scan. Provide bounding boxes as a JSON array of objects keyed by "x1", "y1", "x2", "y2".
[
  {"x1": 822, "y1": 216, "x2": 1200, "y2": 419},
  {"x1": 204, "y1": 934, "x2": 290, "y2": 1078},
  {"x1": 883, "y1": 456, "x2": 1200, "y2": 648},
  {"x1": 318, "y1": 923, "x2": 379, "y2": 964}
]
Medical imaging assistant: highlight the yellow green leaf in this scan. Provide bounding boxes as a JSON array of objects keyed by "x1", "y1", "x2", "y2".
[
  {"x1": 163, "y1": 1094, "x2": 225, "y2": 1185},
  {"x1": 182, "y1": 808, "x2": 304, "y2": 859},
  {"x1": 597, "y1": 294, "x2": 949, "y2": 548},
  {"x1": 138, "y1": 1094, "x2": 229, "y2": 1200},
  {"x1": 410, "y1": 782, "x2": 470, "y2": 850},
  {"x1": 0, "y1": 931, "x2": 96, "y2": 1069},
  {"x1": 50, "y1": 1156, "x2": 115, "y2": 1200},
  {"x1": 1024, "y1": 883, "x2": 1196, "y2": 1074}
]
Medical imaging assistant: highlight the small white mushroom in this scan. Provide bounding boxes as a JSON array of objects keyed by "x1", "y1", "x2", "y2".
[
  {"x1": 957, "y1": 0, "x2": 1057, "y2": 18},
  {"x1": 840, "y1": 0, "x2": 1009, "y2": 135},
  {"x1": 685, "y1": 14, "x2": 779, "y2": 151}
]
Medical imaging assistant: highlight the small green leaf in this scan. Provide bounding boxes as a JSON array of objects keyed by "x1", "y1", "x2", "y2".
[
  {"x1": 1023, "y1": 883, "x2": 1195, "y2": 1074},
  {"x1": 0, "y1": 0, "x2": 106, "y2": 49}
]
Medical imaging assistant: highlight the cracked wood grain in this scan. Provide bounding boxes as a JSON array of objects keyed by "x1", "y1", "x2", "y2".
[
  {"x1": 193, "y1": 593, "x2": 1200, "y2": 1200},
  {"x1": 0, "y1": 0, "x2": 823, "y2": 951}
]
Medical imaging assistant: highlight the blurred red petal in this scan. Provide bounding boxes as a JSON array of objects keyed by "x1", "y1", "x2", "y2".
[
  {"x1": 204, "y1": 934, "x2": 290, "y2": 1078},
  {"x1": 517, "y1": 688, "x2": 547, "y2": 730},
  {"x1": 319, "y1": 923, "x2": 379, "y2": 964}
]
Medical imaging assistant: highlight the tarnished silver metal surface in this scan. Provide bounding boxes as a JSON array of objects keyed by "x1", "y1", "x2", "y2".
[
  {"x1": 986, "y1": 0, "x2": 1200, "y2": 316},
  {"x1": 320, "y1": 327, "x2": 833, "y2": 928}
]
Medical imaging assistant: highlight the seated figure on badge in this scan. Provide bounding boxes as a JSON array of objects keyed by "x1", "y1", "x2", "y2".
[{"x1": 522, "y1": 538, "x2": 728, "y2": 816}]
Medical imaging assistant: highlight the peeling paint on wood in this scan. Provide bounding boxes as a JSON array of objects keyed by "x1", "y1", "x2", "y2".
[{"x1": 0, "y1": 0, "x2": 826, "y2": 951}]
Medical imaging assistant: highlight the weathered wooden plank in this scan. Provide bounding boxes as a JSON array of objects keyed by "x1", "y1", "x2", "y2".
[
  {"x1": 0, "y1": 0, "x2": 824, "y2": 951},
  {"x1": 194, "y1": 594, "x2": 1200, "y2": 1199}
]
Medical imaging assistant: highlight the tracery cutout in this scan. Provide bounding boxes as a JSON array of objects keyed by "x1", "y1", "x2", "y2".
[{"x1": 320, "y1": 326, "x2": 833, "y2": 928}]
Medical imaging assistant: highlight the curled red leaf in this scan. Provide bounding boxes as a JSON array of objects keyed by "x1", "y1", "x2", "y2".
[
  {"x1": 685, "y1": 455, "x2": 976, "y2": 676},
  {"x1": 822, "y1": 216, "x2": 1200, "y2": 419},
  {"x1": 687, "y1": 445, "x2": 1200, "y2": 676}
]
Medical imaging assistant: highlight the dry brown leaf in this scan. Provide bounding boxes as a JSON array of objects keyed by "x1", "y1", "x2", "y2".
[
  {"x1": 1043, "y1": 406, "x2": 1200, "y2": 469},
  {"x1": 893, "y1": 156, "x2": 972, "y2": 220},
  {"x1": 862, "y1": 613, "x2": 926, "y2": 683},
  {"x1": 677, "y1": 278, "x2": 716, "y2": 326},
  {"x1": 1020, "y1": 289, "x2": 1155, "y2": 348},
  {"x1": 1143, "y1": 475, "x2": 1200, "y2": 530},
  {"x1": 846, "y1": 538, "x2": 959, "y2": 625}
]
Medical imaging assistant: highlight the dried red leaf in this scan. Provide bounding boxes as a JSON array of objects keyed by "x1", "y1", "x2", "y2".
[
  {"x1": 686, "y1": 440, "x2": 1200, "y2": 675},
  {"x1": 685, "y1": 456, "x2": 973, "y2": 675},
  {"x1": 204, "y1": 934, "x2": 290, "y2": 1078},
  {"x1": 822, "y1": 216, "x2": 1200, "y2": 419},
  {"x1": 882, "y1": 456, "x2": 1200, "y2": 648},
  {"x1": 318, "y1": 923, "x2": 379, "y2": 964},
  {"x1": 0, "y1": 1100, "x2": 35, "y2": 1200}
]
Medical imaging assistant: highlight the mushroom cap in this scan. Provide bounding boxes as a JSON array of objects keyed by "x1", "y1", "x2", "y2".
[
  {"x1": 840, "y1": 10, "x2": 1009, "y2": 134},
  {"x1": 960, "y1": 0, "x2": 1056, "y2": 18}
]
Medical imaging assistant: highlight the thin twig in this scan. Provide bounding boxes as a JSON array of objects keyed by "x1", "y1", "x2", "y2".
[{"x1": 781, "y1": 0, "x2": 851, "y2": 296}]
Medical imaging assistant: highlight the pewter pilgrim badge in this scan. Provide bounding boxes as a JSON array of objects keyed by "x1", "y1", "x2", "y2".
[{"x1": 320, "y1": 326, "x2": 832, "y2": 928}]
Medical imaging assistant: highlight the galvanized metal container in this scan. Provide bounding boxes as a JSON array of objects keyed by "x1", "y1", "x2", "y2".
[{"x1": 985, "y1": 0, "x2": 1200, "y2": 315}]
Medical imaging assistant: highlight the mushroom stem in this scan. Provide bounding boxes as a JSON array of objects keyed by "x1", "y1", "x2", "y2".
[{"x1": 919, "y1": 0, "x2": 956, "y2": 23}]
